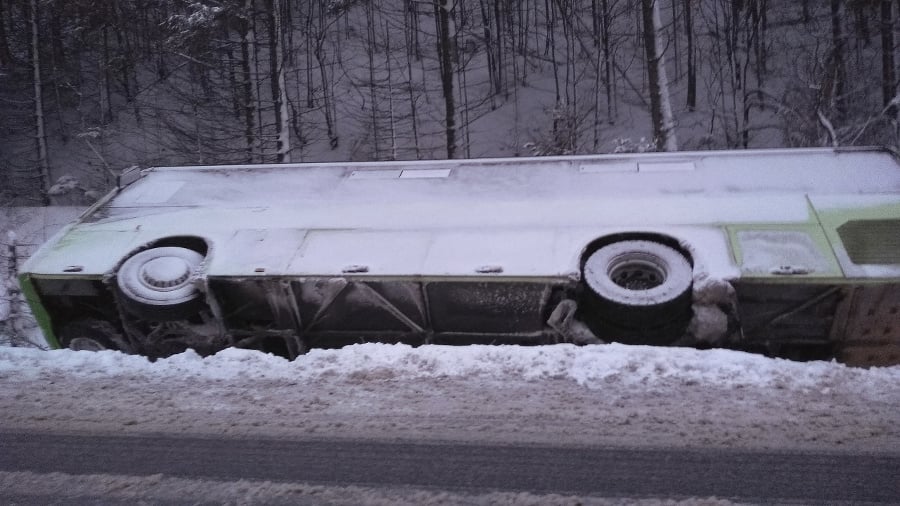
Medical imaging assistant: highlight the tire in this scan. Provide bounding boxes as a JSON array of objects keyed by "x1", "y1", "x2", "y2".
[
  {"x1": 116, "y1": 246, "x2": 205, "y2": 321},
  {"x1": 582, "y1": 240, "x2": 693, "y2": 343}
]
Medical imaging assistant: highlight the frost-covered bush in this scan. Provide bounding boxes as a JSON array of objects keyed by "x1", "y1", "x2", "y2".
[
  {"x1": 165, "y1": 2, "x2": 225, "y2": 49},
  {"x1": 327, "y1": 0, "x2": 360, "y2": 14},
  {"x1": 47, "y1": 175, "x2": 82, "y2": 196},
  {"x1": 47, "y1": 175, "x2": 102, "y2": 205},
  {"x1": 523, "y1": 105, "x2": 586, "y2": 156},
  {"x1": 0, "y1": 231, "x2": 44, "y2": 349},
  {"x1": 611, "y1": 137, "x2": 656, "y2": 153}
]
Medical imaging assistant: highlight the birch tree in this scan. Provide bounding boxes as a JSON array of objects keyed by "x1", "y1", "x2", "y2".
[
  {"x1": 641, "y1": 0, "x2": 677, "y2": 151},
  {"x1": 267, "y1": 0, "x2": 291, "y2": 162},
  {"x1": 238, "y1": 0, "x2": 259, "y2": 162}
]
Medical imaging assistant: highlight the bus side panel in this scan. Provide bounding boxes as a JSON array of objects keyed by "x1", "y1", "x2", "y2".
[
  {"x1": 734, "y1": 281, "x2": 900, "y2": 366},
  {"x1": 832, "y1": 284, "x2": 900, "y2": 367}
]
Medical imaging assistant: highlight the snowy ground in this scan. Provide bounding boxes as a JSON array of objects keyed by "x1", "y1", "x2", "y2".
[
  {"x1": 2, "y1": 340, "x2": 899, "y2": 504},
  {"x1": 2, "y1": 342, "x2": 898, "y2": 454},
  {"x1": 0, "y1": 470, "x2": 749, "y2": 506}
]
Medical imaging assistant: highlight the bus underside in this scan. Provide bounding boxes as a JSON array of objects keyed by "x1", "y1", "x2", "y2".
[{"x1": 25, "y1": 272, "x2": 900, "y2": 367}]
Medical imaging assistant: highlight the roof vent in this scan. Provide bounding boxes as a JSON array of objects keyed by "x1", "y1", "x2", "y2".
[{"x1": 637, "y1": 161, "x2": 695, "y2": 172}]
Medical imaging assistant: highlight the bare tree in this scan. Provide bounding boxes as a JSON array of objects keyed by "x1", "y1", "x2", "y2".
[
  {"x1": 641, "y1": 0, "x2": 677, "y2": 150},
  {"x1": 881, "y1": 0, "x2": 896, "y2": 113},
  {"x1": 30, "y1": 0, "x2": 50, "y2": 205},
  {"x1": 310, "y1": 2, "x2": 345, "y2": 150},
  {"x1": 365, "y1": 1, "x2": 380, "y2": 159},
  {"x1": 829, "y1": 0, "x2": 847, "y2": 116},
  {"x1": 267, "y1": 0, "x2": 291, "y2": 162},
  {"x1": 435, "y1": 0, "x2": 457, "y2": 159},
  {"x1": 238, "y1": 0, "x2": 259, "y2": 162},
  {"x1": 684, "y1": 0, "x2": 697, "y2": 110},
  {"x1": 0, "y1": 0, "x2": 12, "y2": 66}
]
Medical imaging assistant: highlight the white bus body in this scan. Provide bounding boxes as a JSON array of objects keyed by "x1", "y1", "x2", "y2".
[{"x1": 20, "y1": 148, "x2": 900, "y2": 365}]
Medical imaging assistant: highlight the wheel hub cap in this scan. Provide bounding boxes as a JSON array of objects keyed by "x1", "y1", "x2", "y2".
[
  {"x1": 609, "y1": 260, "x2": 665, "y2": 291},
  {"x1": 140, "y1": 257, "x2": 192, "y2": 289}
]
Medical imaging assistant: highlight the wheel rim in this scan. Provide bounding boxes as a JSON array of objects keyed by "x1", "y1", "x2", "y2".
[
  {"x1": 139, "y1": 256, "x2": 193, "y2": 291},
  {"x1": 608, "y1": 258, "x2": 666, "y2": 291}
]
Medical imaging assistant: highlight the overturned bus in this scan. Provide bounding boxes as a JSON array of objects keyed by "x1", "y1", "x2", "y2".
[{"x1": 19, "y1": 147, "x2": 900, "y2": 366}]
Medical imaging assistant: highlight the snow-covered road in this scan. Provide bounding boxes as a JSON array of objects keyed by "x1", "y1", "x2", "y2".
[{"x1": 1, "y1": 343, "x2": 898, "y2": 453}]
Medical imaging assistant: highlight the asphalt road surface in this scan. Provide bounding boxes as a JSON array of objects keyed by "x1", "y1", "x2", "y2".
[{"x1": 1, "y1": 431, "x2": 898, "y2": 504}]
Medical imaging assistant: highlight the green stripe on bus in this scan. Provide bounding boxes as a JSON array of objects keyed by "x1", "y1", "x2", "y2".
[{"x1": 17, "y1": 274, "x2": 59, "y2": 349}]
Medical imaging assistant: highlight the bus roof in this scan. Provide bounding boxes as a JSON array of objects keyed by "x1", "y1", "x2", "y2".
[
  {"x1": 23, "y1": 148, "x2": 900, "y2": 280},
  {"x1": 114, "y1": 147, "x2": 899, "y2": 210}
]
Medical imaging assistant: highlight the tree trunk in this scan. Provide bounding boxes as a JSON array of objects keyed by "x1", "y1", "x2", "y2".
[
  {"x1": 882, "y1": 0, "x2": 896, "y2": 111},
  {"x1": 0, "y1": 0, "x2": 11, "y2": 66},
  {"x1": 684, "y1": 0, "x2": 696, "y2": 110},
  {"x1": 854, "y1": 0, "x2": 871, "y2": 46},
  {"x1": 405, "y1": 35, "x2": 421, "y2": 159},
  {"x1": 240, "y1": 0, "x2": 257, "y2": 162},
  {"x1": 31, "y1": 0, "x2": 51, "y2": 205},
  {"x1": 830, "y1": 0, "x2": 846, "y2": 116},
  {"x1": 385, "y1": 21, "x2": 397, "y2": 160},
  {"x1": 315, "y1": 42, "x2": 337, "y2": 149},
  {"x1": 113, "y1": 0, "x2": 135, "y2": 103},
  {"x1": 48, "y1": 3, "x2": 65, "y2": 74},
  {"x1": 252, "y1": 10, "x2": 265, "y2": 151},
  {"x1": 267, "y1": 0, "x2": 291, "y2": 162},
  {"x1": 759, "y1": 0, "x2": 768, "y2": 84},
  {"x1": 455, "y1": 14, "x2": 471, "y2": 158},
  {"x1": 750, "y1": 0, "x2": 762, "y2": 86},
  {"x1": 728, "y1": 0, "x2": 742, "y2": 90},
  {"x1": 408, "y1": 0, "x2": 421, "y2": 59},
  {"x1": 305, "y1": 3, "x2": 314, "y2": 108},
  {"x1": 641, "y1": 0, "x2": 678, "y2": 151},
  {"x1": 435, "y1": 0, "x2": 457, "y2": 159},
  {"x1": 478, "y1": 0, "x2": 497, "y2": 105},
  {"x1": 548, "y1": 0, "x2": 560, "y2": 105},
  {"x1": 671, "y1": 0, "x2": 679, "y2": 78},
  {"x1": 601, "y1": 0, "x2": 614, "y2": 122},
  {"x1": 101, "y1": 24, "x2": 114, "y2": 123},
  {"x1": 365, "y1": 2, "x2": 379, "y2": 158},
  {"x1": 494, "y1": 0, "x2": 504, "y2": 95}
]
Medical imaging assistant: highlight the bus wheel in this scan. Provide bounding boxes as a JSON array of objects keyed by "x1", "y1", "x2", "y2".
[
  {"x1": 582, "y1": 240, "x2": 693, "y2": 343},
  {"x1": 116, "y1": 246, "x2": 205, "y2": 321}
]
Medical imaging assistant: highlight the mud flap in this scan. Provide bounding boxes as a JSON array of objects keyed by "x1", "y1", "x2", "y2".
[{"x1": 547, "y1": 300, "x2": 603, "y2": 345}]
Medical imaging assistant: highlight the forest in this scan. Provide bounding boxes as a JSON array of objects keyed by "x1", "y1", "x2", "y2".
[{"x1": 0, "y1": 0, "x2": 898, "y2": 205}]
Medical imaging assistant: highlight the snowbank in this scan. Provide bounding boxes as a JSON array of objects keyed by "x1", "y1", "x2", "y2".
[
  {"x1": 2, "y1": 341, "x2": 898, "y2": 453},
  {"x1": 2, "y1": 342, "x2": 897, "y2": 393}
]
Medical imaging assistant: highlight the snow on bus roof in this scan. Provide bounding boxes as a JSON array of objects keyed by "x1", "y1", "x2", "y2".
[
  {"x1": 116, "y1": 148, "x2": 899, "y2": 211},
  {"x1": 22, "y1": 148, "x2": 900, "y2": 279}
]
